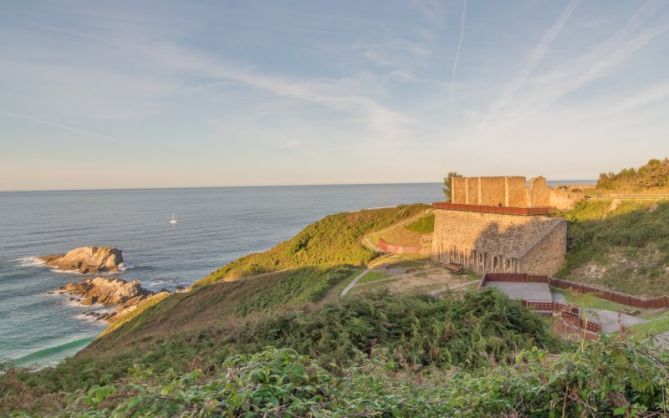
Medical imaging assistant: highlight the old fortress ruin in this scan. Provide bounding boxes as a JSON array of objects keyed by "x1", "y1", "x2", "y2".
[{"x1": 431, "y1": 176, "x2": 579, "y2": 275}]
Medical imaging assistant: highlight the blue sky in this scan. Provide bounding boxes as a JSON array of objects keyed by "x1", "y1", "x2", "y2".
[{"x1": 1, "y1": 0, "x2": 669, "y2": 191}]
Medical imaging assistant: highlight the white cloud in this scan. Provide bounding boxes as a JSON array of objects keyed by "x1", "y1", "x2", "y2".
[{"x1": 280, "y1": 138, "x2": 301, "y2": 149}]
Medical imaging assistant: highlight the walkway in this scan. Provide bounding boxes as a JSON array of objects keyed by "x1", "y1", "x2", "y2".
[
  {"x1": 583, "y1": 309, "x2": 646, "y2": 333},
  {"x1": 485, "y1": 281, "x2": 553, "y2": 303},
  {"x1": 429, "y1": 279, "x2": 480, "y2": 296},
  {"x1": 340, "y1": 269, "x2": 369, "y2": 297}
]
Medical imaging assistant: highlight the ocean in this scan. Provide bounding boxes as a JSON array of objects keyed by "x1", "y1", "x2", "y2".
[{"x1": 0, "y1": 184, "x2": 444, "y2": 367}]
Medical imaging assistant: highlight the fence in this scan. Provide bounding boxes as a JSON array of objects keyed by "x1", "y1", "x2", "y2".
[
  {"x1": 432, "y1": 202, "x2": 552, "y2": 216},
  {"x1": 520, "y1": 300, "x2": 601, "y2": 333},
  {"x1": 480, "y1": 273, "x2": 549, "y2": 287},
  {"x1": 482, "y1": 273, "x2": 604, "y2": 334},
  {"x1": 560, "y1": 310, "x2": 602, "y2": 333},
  {"x1": 550, "y1": 278, "x2": 669, "y2": 309},
  {"x1": 376, "y1": 238, "x2": 422, "y2": 255},
  {"x1": 482, "y1": 273, "x2": 669, "y2": 309}
]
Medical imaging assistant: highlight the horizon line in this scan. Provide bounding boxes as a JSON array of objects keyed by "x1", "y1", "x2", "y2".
[{"x1": 0, "y1": 179, "x2": 597, "y2": 194}]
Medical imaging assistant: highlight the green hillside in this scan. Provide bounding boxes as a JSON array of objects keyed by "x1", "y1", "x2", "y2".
[
  {"x1": 560, "y1": 199, "x2": 669, "y2": 295},
  {"x1": 197, "y1": 204, "x2": 429, "y2": 285}
]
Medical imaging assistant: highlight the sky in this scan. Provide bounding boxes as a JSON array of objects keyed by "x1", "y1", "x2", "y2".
[{"x1": 1, "y1": 0, "x2": 669, "y2": 191}]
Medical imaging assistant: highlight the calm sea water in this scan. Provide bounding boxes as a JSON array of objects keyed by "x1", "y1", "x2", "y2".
[{"x1": 0, "y1": 184, "x2": 443, "y2": 366}]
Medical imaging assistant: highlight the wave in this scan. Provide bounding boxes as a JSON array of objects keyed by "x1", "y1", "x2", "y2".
[
  {"x1": 11, "y1": 337, "x2": 94, "y2": 369},
  {"x1": 74, "y1": 312, "x2": 112, "y2": 323},
  {"x1": 15, "y1": 257, "x2": 133, "y2": 274},
  {"x1": 14, "y1": 256, "x2": 46, "y2": 268}
]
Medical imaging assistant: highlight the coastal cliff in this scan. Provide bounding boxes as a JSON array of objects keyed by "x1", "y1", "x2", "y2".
[{"x1": 39, "y1": 246, "x2": 124, "y2": 274}]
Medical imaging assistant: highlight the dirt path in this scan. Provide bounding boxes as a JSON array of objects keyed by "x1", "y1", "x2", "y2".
[
  {"x1": 340, "y1": 269, "x2": 369, "y2": 297},
  {"x1": 429, "y1": 279, "x2": 480, "y2": 296}
]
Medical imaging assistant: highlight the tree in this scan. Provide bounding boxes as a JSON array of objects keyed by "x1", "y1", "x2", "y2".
[{"x1": 443, "y1": 172, "x2": 462, "y2": 201}]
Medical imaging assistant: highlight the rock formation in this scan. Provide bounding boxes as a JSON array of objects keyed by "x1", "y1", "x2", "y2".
[
  {"x1": 39, "y1": 246, "x2": 124, "y2": 274},
  {"x1": 54, "y1": 277, "x2": 168, "y2": 321}
]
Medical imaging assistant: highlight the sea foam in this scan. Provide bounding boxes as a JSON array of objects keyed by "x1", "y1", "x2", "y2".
[{"x1": 15, "y1": 256, "x2": 46, "y2": 268}]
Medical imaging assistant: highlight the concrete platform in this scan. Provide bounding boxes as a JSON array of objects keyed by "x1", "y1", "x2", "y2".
[
  {"x1": 486, "y1": 282, "x2": 553, "y2": 303},
  {"x1": 583, "y1": 308, "x2": 646, "y2": 334}
]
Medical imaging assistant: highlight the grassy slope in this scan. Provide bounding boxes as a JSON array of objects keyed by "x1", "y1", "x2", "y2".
[
  {"x1": 559, "y1": 199, "x2": 669, "y2": 296},
  {"x1": 406, "y1": 213, "x2": 435, "y2": 233},
  {"x1": 197, "y1": 204, "x2": 429, "y2": 285}
]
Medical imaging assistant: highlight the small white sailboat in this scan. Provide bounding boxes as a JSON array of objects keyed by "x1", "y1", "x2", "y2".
[{"x1": 169, "y1": 213, "x2": 178, "y2": 225}]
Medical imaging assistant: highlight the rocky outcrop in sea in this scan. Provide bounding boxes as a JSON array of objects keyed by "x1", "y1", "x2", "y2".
[
  {"x1": 54, "y1": 276, "x2": 168, "y2": 321},
  {"x1": 39, "y1": 246, "x2": 124, "y2": 274}
]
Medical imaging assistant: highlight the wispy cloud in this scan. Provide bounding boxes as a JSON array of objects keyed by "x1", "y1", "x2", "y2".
[
  {"x1": 449, "y1": 0, "x2": 467, "y2": 98},
  {"x1": 280, "y1": 138, "x2": 301, "y2": 149},
  {"x1": 0, "y1": 110, "x2": 120, "y2": 142},
  {"x1": 143, "y1": 43, "x2": 414, "y2": 142},
  {"x1": 478, "y1": 0, "x2": 581, "y2": 133},
  {"x1": 476, "y1": 0, "x2": 669, "y2": 140}
]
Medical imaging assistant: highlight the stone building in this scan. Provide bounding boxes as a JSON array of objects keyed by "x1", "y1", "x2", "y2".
[{"x1": 432, "y1": 176, "x2": 567, "y2": 275}]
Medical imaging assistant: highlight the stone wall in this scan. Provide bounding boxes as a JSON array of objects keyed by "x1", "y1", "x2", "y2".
[
  {"x1": 549, "y1": 187, "x2": 585, "y2": 210},
  {"x1": 452, "y1": 176, "x2": 468, "y2": 203},
  {"x1": 450, "y1": 176, "x2": 551, "y2": 208},
  {"x1": 507, "y1": 176, "x2": 528, "y2": 207},
  {"x1": 479, "y1": 176, "x2": 507, "y2": 206},
  {"x1": 431, "y1": 209, "x2": 566, "y2": 275},
  {"x1": 519, "y1": 221, "x2": 567, "y2": 275},
  {"x1": 529, "y1": 177, "x2": 551, "y2": 207}
]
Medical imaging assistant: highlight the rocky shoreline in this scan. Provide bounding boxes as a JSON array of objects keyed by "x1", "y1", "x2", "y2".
[{"x1": 53, "y1": 276, "x2": 169, "y2": 322}]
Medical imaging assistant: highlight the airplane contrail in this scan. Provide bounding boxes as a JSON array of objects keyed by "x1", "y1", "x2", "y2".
[
  {"x1": 450, "y1": 0, "x2": 468, "y2": 97},
  {"x1": 0, "y1": 110, "x2": 120, "y2": 142}
]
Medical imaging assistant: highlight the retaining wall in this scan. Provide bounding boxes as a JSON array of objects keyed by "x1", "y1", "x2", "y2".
[{"x1": 377, "y1": 238, "x2": 422, "y2": 255}]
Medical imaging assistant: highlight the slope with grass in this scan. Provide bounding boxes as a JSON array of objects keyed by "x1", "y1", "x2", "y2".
[
  {"x1": 197, "y1": 204, "x2": 429, "y2": 285},
  {"x1": 559, "y1": 199, "x2": 669, "y2": 296}
]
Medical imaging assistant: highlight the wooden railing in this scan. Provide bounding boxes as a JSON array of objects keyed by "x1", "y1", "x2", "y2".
[
  {"x1": 481, "y1": 273, "x2": 604, "y2": 333},
  {"x1": 432, "y1": 202, "x2": 552, "y2": 216},
  {"x1": 520, "y1": 300, "x2": 601, "y2": 333},
  {"x1": 482, "y1": 273, "x2": 669, "y2": 308},
  {"x1": 550, "y1": 278, "x2": 669, "y2": 309}
]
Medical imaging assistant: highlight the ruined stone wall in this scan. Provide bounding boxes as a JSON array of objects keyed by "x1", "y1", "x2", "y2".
[
  {"x1": 519, "y1": 221, "x2": 567, "y2": 275},
  {"x1": 507, "y1": 176, "x2": 528, "y2": 207},
  {"x1": 452, "y1": 177, "x2": 467, "y2": 203},
  {"x1": 450, "y1": 176, "x2": 552, "y2": 208},
  {"x1": 431, "y1": 209, "x2": 566, "y2": 275},
  {"x1": 466, "y1": 178, "x2": 479, "y2": 204},
  {"x1": 529, "y1": 177, "x2": 551, "y2": 207},
  {"x1": 549, "y1": 188, "x2": 585, "y2": 210},
  {"x1": 479, "y1": 177, "x2": 507, "y2": 206}
]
